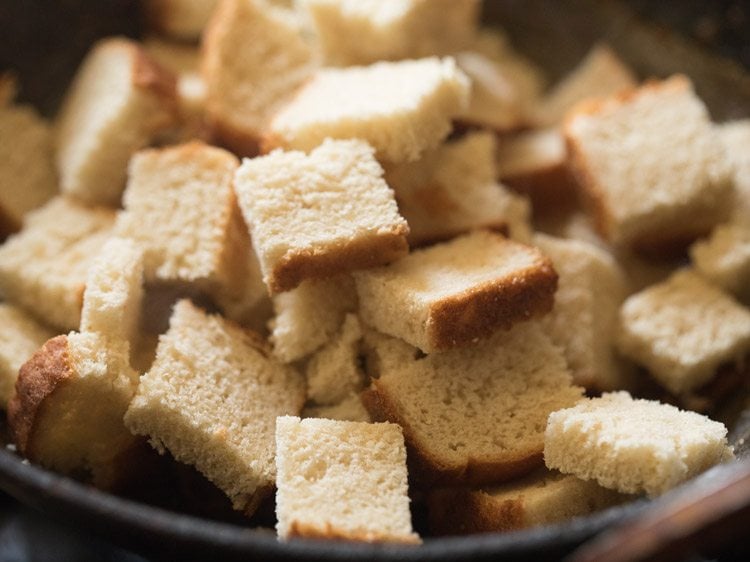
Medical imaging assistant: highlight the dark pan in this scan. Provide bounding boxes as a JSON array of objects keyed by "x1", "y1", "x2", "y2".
[{"x1": 0, "y1": 1, "x2": 749, "y2": 560}]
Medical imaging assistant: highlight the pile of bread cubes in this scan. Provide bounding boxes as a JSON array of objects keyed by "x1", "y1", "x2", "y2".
[{"x1": 1, "y1": 0, "x2": 748, "y2": 544}]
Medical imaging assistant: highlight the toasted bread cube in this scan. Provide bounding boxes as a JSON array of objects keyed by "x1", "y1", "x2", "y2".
[
  {"x1": 565, "y1": 76, "x2": 732, "y2": 250},
  {"x1": 306, "y1": 314, "x2": 364, "y2": 406},
  {"x1": 144, "y1": 0, "x2": 219, "y2": 40},
  {"x1": 717, "y1": 120, "x2": 750, "y2": 224},
  {"x1": 355, "y1": 230, "x2": 557, "y2": 352},
  {"x1": 362, "y1": 322, "x2": 582, "y2": 485},
  {"x1": 269, "y1": 275, "x2": 357, "y2": 363},
  {"x1": 56, "y1": 38, "x2": 177, "y2": 206},
  {"x1": 275, "y1": 416, "x2": 419, "y2": 543},
  {"x1": 533, "y1": 44, "x2": 636, "y2": 126},
  {"x1": 0, "y1": 197, "x2": 115, "y2": 331},
  {"x1": 0, "y1": 89, "x2": 57, "y2": 237},
  {"x1": 427, "y1": 468, "x2": 629, "y2": 535},
  {"x1": 115, "y1": 142, "x2": 251, "y2": 300},
  {"x1": 301, "y1": 0, "x2": 479, "y2": 66},
  {"x1": 80, "y1": 238, "x2": 144, "y2": 348},
  {"x1": 0, "y1": 304, "x2": 55, "y2": 406},
  {"x1": 617, "y1": 269, "x2": 750, "y2": 394},
  {"x1": 691, "y1": 223, "x2": 750, "y2": 300},
  {"x1": 534, "y1": 234, "x2": 632, "y2": 391},
  {"x1": 544, "y1": 392, "x2": 734, "y2": 497},
  {"x1": 302, "y1": 393, "x2": 371, "y2": 423},
  {"x1": 263, "y1": 57, "x2": 470, "y2": 163},
  {"x1": 125, "y1": 300, "x2": 305, "y2": 513},
  {"x1": 202, "y1": 0, "x2": 316, "y2": 155},
  {"x1": 8, "y1": 333, "x2": 140, "y2": 488},
  {"x1": 235, "y1": 139, "x2": 409, "y2": 293},
  {"x1": 385, "y1": 132, "x2": 532, "y2": 246}
]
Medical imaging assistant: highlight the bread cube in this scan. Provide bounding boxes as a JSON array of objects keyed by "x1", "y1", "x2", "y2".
[
  {"x1": 235, "y1": 139, "x2": 409, "y2": 293},
  {"x1": 565, "y1": 75, "x2": 732, "y2": 251},
  {"x1": 275, "y1": 416, "x2": 419, "y2": 543},
  {"x1": 56, "y1": 38, "x2": 177, "y2": 205},
  {"x1": 362, "y1": 322, "x2": 582, "y2": 485},
  {"x1": 691, "y1": 223, "x2": 750, "y2": 300},
  {"x1": 263, "y1": 57, "x2": 470, "y2": 163},
  {"x1": 544, "y1": 392, "x2": 734, "y2": 497},
  {"x1": 717, "y1": 120, "x2": 750, "y2": 224},
  {"x1": 617, "y1": 269, "x2": 750, "y2": 394},
  {"x1": 355, "y1": 230, "x2": 557, "y2": 352},
  {"x1": 125, "y1": 300, "x2": 306, "y2": 514}
]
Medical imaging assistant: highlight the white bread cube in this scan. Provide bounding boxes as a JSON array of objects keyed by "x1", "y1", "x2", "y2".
[
  {"x1": 544, "y1": 392, "x2": 734, "y2": 497},
  {"x1": 306, "y1": 313, "x2": 364, "y2": 406},
  {"x1": 0, "y1": 197, "x2": 115, "y2": 331},
  {"x1": 125, "y1": 300, "x2": 306, "y2": 514},
  {"x1": 427, "y1": 468, "x2": 628, "y2": 535},
  {"x1": 355, "y1": 230, "x2": 557, "y2": 352},
  {"x1": 263, "y1": 57, "x2": 470, "y2": 163},
  {"x1": 0, "y1": 87, "x2": 57, "y2": 237},
  {"x1": 115, "y1": 141, "x2": 251, "y2": 300},
  {"x1": 533, "y1": 44, "x2": 636, "y2": 126},
  {"x1": 617, "y1": 269, "x2": 750, "y2": 394},
  {"x1": 0, "y1": 304, "x2": 55, "y2": 406},
  {"x1": 385, "y1": 132, "x2": 532, "y2": 246},
  {"x1": 275, "y1": 416, "x2": 419, "y2": 543},
  {"x1": 691, "y1": 223, "x2": 750, "y2": 300},
  {"x1": 8, "y1": 333, "x2": 140, "y2": 488},
  {"x1": 534, "y1": 234, "x2": 632, "y2": 391},
  {"x1": 80, "y1": 238, "x2": 144, "y2": 349},
  {"x1": 55, "y1": 38, "x2": 177, "y2": 206},
  {"x1": 565, "y1": 75, "x2": 733, "y2": 251},
  {"x1": 362, "y1": 322, "x2": 582, "y2": 486},
  {"x1": 144, "y1": 0, "x2": 219, "y2": 40},
  {"x1": 202, "y1": 0, "x2": 316, "y2": 155},
  {"x1": 301, "y1": 0, "x2": 479, "y2": 66},
  {"x1": 234, "y1": 139, "x2": 409, "y2": 293},
  {"x1": 269, "y1": 276, "x2": 357, "y2": 363}
]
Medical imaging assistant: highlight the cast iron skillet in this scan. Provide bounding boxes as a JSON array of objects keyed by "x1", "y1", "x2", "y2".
[{"x1": 0, "y1": 1, "x2": 749, "y2": 560}]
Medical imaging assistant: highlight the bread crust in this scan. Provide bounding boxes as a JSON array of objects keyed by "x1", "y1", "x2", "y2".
[
  {"x1": 501, "y1": 162, "x2": 577, "y2": 212},
  {"x1": 362, "y1": 386, "x2": 543, "y2": 487},
  {"x1": 269, "y1": 225, "x2": 410, "y2": 294},
  {"x1": 286, "y1": 519, "x2": 421, "y2": 544},
  {"x1": 131, "y1": 42, "x2": 178, "y2": 105},
  {"x1": 8, "y1": 336, "x2": 72, "y2": 459},
  {"x1": 427, "y1": 488, "x2": 526, "y2": 536},
  {"x1": 426, "y1": 254, "x2": 558, "y2": 351}
]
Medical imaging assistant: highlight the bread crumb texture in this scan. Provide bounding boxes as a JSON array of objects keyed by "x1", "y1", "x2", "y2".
[{"x1": 544, "y1": 391, "x2": 734, "y2": 497}]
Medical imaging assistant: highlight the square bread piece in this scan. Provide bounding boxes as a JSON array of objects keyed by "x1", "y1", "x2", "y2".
[
  {"x1": 533, "y1": 43, "x2": 636, "y2": 127},
  {"x1": 564, "y1": 75, "x2": 733, "y2": 251},
  {"x1": 691, "y1": 223, "x2": 750, "y2": 301},
  {"x1": 269, "y1": 275, "x2": 358, "y2": 363},
  {"x1": 8, "y1": 333, "x2": 140, "y2": 488},
  {"x1": 544, "y1": 392, "x2": 734, "y2": 497},
  {"x1": 0, "y1": 304, "x2": 55, "y2": 406},
  {"x1": 301, "y1": 0, "x2": 479, "y2": 66},
  {"x1": 534, "y1": 234, "x2": 632, "y2": 392},
  {"x1": 427, "y1": 468, "x2": 629, "y2": 535},
  {"x1": 80, "y1": 237, "x2": 144, "y2": 348},
  {"x1": 55, "y1": 37, "x2": 177, "y2": 206},
  {"x1": 115, "y1": 141, "x2": 250, "y2": 300},
  {"x1": 202, "y1": 0, "x2": 315, "y2": 155},
  {"x1": 355, "y1": 230, "x2": 557, "y2": 352},
  {"x1": 275, "y1": 416, "x2": 419, "y2": 543},
  {"x1": 144, "y1": 0, "x2": 219, "y2": 40},
  {"x1": 0, "y1": 197, "x2": 115, "y2": 331},
  {"x1": 617, "y1": 269, "x2": 750, "y2": 395},
  {"x1": 362, "y1": 322, "x2": 583, "y2": 486},
  {"x1": 0, "y1": 87, "x2": 57, "y2": 237},
  {"x1": 263, "y1": 57, "x2": 470, "y2": 163},
  {"x1": 235, "y1": 139, "x2": 409, "y2": 294},
  {"x1": 124, "y1": 300, "x2": 306, "y2": 514},
  {"x1": 385, "y1": 131, "x2": 532, "y2": 246}
]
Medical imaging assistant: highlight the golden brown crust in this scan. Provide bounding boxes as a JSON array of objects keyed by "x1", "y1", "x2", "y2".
[
  {"x1": 206, "y1": 115, "x2": 262, "y2": 157},
  {"x1": 131, "y1": 43, "x2": 178, "y2": 103},
  {"x1": 269, "y1": 225, "x2": 410, "y2": 294},
  {"x1": 286, "y1": 519, "x2": 421, "y2": 544},
  {"x1": 7, "y1": 336, "x2": 72, "y2": 458},
  {"x1": 501, "y1": 161, "x2": 578, "y2": 213},
  {"x1": 362, "y1": 385, "x2": 544, "y2": 488},
  {"x1": 426, "y1": 254, "x2": 558, "y2": 351},
  {"x1": 427, "y1": 487, "x2": 526, "y2": 536}
]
